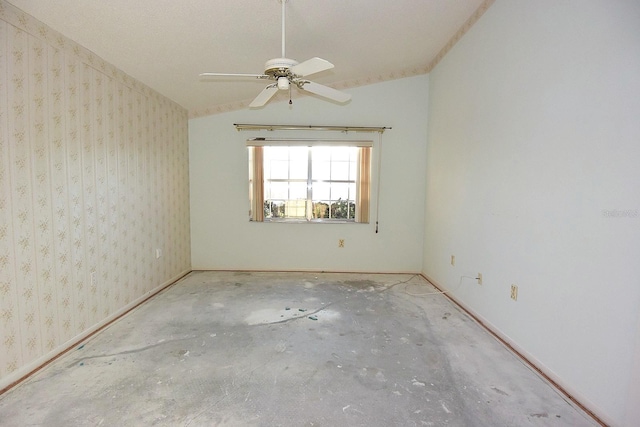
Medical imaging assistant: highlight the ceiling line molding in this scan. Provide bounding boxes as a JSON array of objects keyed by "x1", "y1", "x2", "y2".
[
  {"x1": 425, "y1": 0, "x2": 495, "y2": 74},
  {"x1": 0, "y1": 0, "x2": 185, "y2": 112},
  {"x1": 189, "y1": 0, "x2": 495, "y2": 119},
  {"x1": 188, "y1": 65, "x2": 431, "y2": 119}
]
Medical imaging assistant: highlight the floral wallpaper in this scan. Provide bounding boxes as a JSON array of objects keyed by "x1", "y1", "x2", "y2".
[{"x1": 0, "y1": 0, "x2": 190, "y2": 387}]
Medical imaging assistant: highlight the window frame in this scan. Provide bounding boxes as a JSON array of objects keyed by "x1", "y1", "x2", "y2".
[{"x1": 248, "y1": 139, "x2": 372, "y2": 224}]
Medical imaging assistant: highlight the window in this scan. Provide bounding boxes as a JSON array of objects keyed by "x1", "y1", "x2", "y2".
[{"x1": 248, "y1": 142, "x2": 372, "y2": 223}]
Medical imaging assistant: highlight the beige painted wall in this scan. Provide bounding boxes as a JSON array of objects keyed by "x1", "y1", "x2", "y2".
[
  {"x1": 0, "y1": 1, "x2": 191, "y2": 389},
  {"x1": 189, "y1": 75, "x2": 429, "y2": 273},
  {"x1": 424, "y1": 1, "x2": 640, "y2": 425}
]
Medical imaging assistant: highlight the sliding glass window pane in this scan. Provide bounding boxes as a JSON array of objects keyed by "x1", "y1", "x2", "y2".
[
  {"x1": 290, "y1": 161, "x2": 308, "y2": 180},
  {"x1": 331, "y1": 200, "x2": 353, "y2": 219},
  {"x1": 330, "y1": 183, "x2": 350, "y2": 200},
  {"x1": 313, "y1": 181, "x2": 330, "y2": 200},
  {"x1": 269, "y1": 182, "x2": 288, "y2": 200},
  {"x1": 312, "y1": 201, "x2": 330, "y2": 218},
  {"x1": 289, "y1": 182, "x2": 307, "y2": 199},
  {"x1": 264, "y1": 182, "x2": 271, "y2": 200},
  {"x1": 313, "y1": 147, "x2": 331, "y2": 162},
  {"x1": 312, "y1": 161, "x2": 330, "y2": 180},
  {"x1": 285, "y1": 200, "x2": 306, "y2": 218},
  {"x1": 289, "y1": 147, "x2": 309, "y2": 179},
  {"x1": 269, "y1": 160, "x2": 289, "y2": 179},
  {"x1": 255, "y1": 144, "x2": 367, "y2": 222},
  {"x1": 331, "y1": 161, "x2": 350, "y2": 180},
  {"x1": 349, "y1": 160, "x2": 357, "y2": 180},
  {"x1": 268, "y1": 146, "x2": 289, "y2": 160},
  {"x1": 330, "y1": 147, "x2": 352, "y2": 161},
  {"x1": 265, "y1": 200, "x2": 285, "y2": 218}
]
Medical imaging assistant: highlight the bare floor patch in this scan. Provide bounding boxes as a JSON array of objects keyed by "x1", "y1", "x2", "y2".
[{"x1": 0, "y1": 271, "x2": 597, "y2": 427}]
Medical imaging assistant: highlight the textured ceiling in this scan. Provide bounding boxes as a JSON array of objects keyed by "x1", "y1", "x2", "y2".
[{"x1": 7, "y1": 0, "x2": 491, "y2": 116}]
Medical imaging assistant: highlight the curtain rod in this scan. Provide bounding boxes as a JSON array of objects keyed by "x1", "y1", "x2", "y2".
[
  {"x1": 234, "y1": 123, "x2": 391, "y2": 133},
  {"x1": 246, "y1": 138, "x2": 374, "y2": 147}
]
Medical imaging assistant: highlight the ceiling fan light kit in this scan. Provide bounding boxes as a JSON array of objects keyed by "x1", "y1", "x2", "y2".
[
  {"x1": 199, "y1": 0, "x2": 351, "y2": 108},
  {"x1": 277, "y1": 76, "x2": 290, "y2": 90}
]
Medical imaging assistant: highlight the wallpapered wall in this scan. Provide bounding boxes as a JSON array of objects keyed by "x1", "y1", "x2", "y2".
[{"x1": 0, "y1": 1, "x2": 191, "y2": 387}]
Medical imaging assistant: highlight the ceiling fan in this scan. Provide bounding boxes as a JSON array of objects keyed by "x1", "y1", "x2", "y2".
[{"x1": 199, "y1": 0, "x2": 351, "y2": 108}]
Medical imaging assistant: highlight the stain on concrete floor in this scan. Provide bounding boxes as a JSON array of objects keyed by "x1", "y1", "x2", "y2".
[{"x1": 0, "y1": 272, "x2": 597, "y2": 426}]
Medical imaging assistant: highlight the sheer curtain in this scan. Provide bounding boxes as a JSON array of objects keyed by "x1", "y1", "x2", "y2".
[
  {"x1": 356, "y1": 147, "x2": 371, "y2": 223},
  {"x1": 249, "y1": 146, "x2": 264, "y2": 222}
]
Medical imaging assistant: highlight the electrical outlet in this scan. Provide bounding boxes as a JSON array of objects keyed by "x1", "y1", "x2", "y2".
[
  {"x1": 90, "y1": 271, "x2": 96, "y2": 286},
  {"x1": 156, "y1": 248, "x2": 162, "y2": 259},
  {"x1": 511, "y1": 284, "x2": 518, "y2": 301},
  {"x1": 477, "y1": 273, "x2": 482, "y2": 285},
  {"x1": 451, "y1": 255, "x2": 455, "y2": 266},
  {"x1": 338, "y1": 239, "x2": 345, "y2": 248}
]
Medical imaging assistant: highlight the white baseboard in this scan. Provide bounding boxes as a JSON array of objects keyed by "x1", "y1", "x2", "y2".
[{"x1": 421, "y1": 272, "x2": 610, "y2": 427}]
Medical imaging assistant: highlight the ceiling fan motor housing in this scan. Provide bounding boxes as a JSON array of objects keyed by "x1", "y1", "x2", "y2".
[{"x1": 264, "y1": 58, "x2": 299, "y2": 77}]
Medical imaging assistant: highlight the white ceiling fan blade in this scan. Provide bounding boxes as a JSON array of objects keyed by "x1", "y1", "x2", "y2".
[
  {"x1": 249, "y1": 85, "x2": 279, "y2": 108},
  {"x1": 290, "y1": 57, "x2": 334, "y2": 77},
  {"x1": 300, "y1": 81, "x2": 351, "y2": 103},
  {"x1": 199, "y1": 72, "x2": 268, "y2": 81}
]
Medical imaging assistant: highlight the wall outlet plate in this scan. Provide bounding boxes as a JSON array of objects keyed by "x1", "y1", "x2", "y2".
[{"x1": 511, "y1": 284, "x2": 518, "y2": 301}]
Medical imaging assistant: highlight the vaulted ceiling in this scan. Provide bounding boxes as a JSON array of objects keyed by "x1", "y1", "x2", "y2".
[{"x1": 8, "y1": 0, "x2": 492, "y2": 115}]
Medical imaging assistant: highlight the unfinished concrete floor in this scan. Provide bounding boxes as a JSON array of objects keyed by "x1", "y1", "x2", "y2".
[{"x1": 0, "y1": 271, "x2": 597, "y2": 426}]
